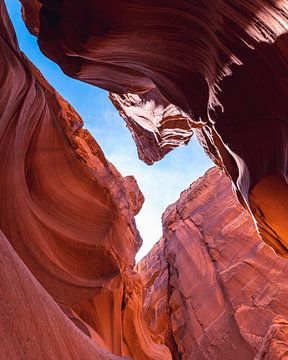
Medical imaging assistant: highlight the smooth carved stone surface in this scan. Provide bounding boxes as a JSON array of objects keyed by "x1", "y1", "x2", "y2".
[
  {"x1": 20, "y1": 0, "x2": 288, "y2": 257},
  {"x1": 0, "y1": 2, "x2": 171, "y2": 359},
  {"x1": 0, "y1": 231, "x2": 124, "y2": 360},
  {"x1": 4, "y1": 1, "x2": 288, "y2": 358},
  {"x1": 138, "y1": 168, "x2": 288, "y2": 360}
]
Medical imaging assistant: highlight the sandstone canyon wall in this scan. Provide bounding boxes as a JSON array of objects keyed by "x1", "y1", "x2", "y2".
[
  {"x1": 20, "y1": 0, "x2": 288, "y2": 257},
  {"x1": 138, "y1": 168, "x2": 288, "y2": 360},
  {"x1": 2, "y1": 1, "x2": 288, "y2": 359},
  {"x1": 0, "y1": 1, "x2": 171, "y2": 359}
]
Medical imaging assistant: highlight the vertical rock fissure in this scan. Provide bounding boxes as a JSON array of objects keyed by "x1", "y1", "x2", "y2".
[{"x1": 163, "y1": 235, "x2": 184, "y2": 360}]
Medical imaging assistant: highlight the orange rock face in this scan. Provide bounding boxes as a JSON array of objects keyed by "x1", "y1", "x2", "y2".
[
  {"x1": 0, "y1": 231, "x2": 124, "y2": 360},
  {"x1": 3, "y1": 1, "x2": 288, "y2": 359},
  {"x1": 256, "y1": 316, "x2": 288, "y2": 360},
  {"x1": 20, "y1": 0, "x2": 288, "y2": 257},
  {"x1": 0, "y1": 2, "x2": 171, "y2": 359},
  {"x1": 138, "y1": 168, "x2": 288, "y2": 360}
]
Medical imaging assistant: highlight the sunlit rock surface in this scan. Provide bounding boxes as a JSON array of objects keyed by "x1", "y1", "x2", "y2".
[
  {"x1": 3, "y1": 1, "x2": 288, "y2": 358},
  {"x1": 256, "y1": 316, "x2": 288, "y2": 360},
  {"x1": 138, "y1": 168, "x2": 288, "y2": 360},
  {"x1": 0, "y1": 2, "x2": 171, "y2": 359},
  {"x1": 20, "y1": 0, "x2": 288, "y2": 257},
  {"x1": 109, "y1": 90, "x2": 192, "y2": 165}
]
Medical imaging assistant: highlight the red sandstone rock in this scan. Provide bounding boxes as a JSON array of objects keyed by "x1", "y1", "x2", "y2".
[
  {"x1": 3, "y1": 1, "x2": 288, "y2": 358},
  {"x1": 20, "y1": 0, "x2": 288, "y2": 256},
  {"x1": 256, "y1": 316, "x2": 288, "y2": 360},
  {"x1": 123, "y1": 175, "x2": 145, "y2": 215},
  {"x1": 109, "y1": 90, "x2": 192, "y2": 164},
  {"x1": 0, "y1": 2, "x2": 171, "y2": 358},
  {"x1": 0, "y1": 231, "x2": 124, "y2": 360},
  {"x1": 138, "y1": 168, "x2": 288, "y2": 359}
]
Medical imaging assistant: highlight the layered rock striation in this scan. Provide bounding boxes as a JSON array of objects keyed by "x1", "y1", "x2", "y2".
[
  {"x1": 2, "y1": 1, "x2": 288, "y2": 359},
  {"x1": 20, "y1": 0, "x2": 288, "y2": 257},
  {"x1": 138, "y1": 168, "x2": 288, "y2": 360},
  {"x1": 0, "y1": 1, "x2": 171, "y2": 359},
  {"x1": 109, "y1": 90, "x2": 192, "y2": 165}
]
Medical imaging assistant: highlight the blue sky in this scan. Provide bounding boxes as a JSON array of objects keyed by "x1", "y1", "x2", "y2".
[{"x1": 5, "y1": 0, "x2": 212, "y2": 260}]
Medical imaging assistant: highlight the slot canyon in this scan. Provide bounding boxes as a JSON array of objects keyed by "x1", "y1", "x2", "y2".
[{"x1": 1, "y1": 0, "x2": 288, "y2": 359}]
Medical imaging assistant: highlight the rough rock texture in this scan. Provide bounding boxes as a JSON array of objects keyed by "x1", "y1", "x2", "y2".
[
  {"x1": 256, "y1": 316, "x2": 288, "y2": 360},
  {"x1": 4, "y1": 1, "x2": 288, "y2": 358},
  {"x1": 0, "y1": 2, "x2": 171, "y2": 359},
  {"x1": 109, "y1": 90, "x2": 192, "y2": 165},
  {"x1": 123, "y1": 175, "x2": 145, "y2": 216},
  {"x1": 20, "y1": 0, "x2": 288, "y2": 257},
  {"x1": 138, "y1": 168, "x2": 288, "y2": 360}
]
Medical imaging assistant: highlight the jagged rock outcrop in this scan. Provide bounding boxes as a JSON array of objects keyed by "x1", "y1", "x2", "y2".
[
  {"x1": 138, "y1": 168, "x2": 288, "y2": 360},
  {"x1": 256, "y1": 316, "x2": 288, "y2": 360},
  {"x1": 0, "y1": 1, "x2": 171, "y2": 359},
  {"x1": 109, "y1": 90, "x2": 192, "y2": 165}
]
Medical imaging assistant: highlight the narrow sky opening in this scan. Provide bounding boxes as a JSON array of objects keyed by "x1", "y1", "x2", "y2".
[{"x1": 5, "y1": 0, "x2": 213, "y2": 261}]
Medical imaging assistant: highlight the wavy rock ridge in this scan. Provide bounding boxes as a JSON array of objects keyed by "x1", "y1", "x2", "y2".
[
  {"x1": 21, "y1": 0, "x2": 288, "y2": 257},
  {"x1": 2, "y1": 1, "x2": 288, "y2": 359},
  {"x1": 0, "y1": 1, "x2": 170, "y2": 359},
  {"x1": 139, "y1": 168, "x2": 288, "y2": 360}
]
